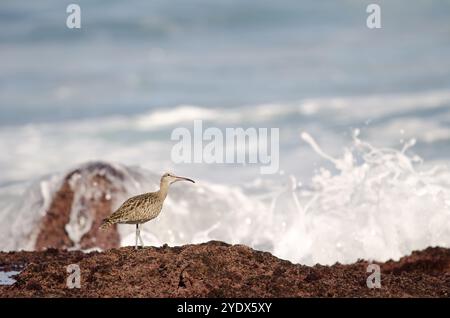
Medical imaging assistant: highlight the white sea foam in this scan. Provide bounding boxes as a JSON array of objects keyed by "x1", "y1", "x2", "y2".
[
  {"x1": 0, "y1": 174, "x2": 63, "y2": 251},
  {"x1": 277, "y1": 131, "x2": 450, "y2": 264},
  {"x1": 1, "y1": 90, "x2": 450, "y2": 185}
]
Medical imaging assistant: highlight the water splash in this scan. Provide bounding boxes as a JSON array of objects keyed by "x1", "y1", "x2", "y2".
[
  {"x1": 273, "y1": 131, "x2": 450, "y2": 264},
  {"x1": 0, "y1": 174, "x2": 63, "y2": 251}
]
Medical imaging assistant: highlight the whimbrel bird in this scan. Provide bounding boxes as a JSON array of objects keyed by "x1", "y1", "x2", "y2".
[{"x1": 100, "y1": 172, "x2": 195, "y2": 249}]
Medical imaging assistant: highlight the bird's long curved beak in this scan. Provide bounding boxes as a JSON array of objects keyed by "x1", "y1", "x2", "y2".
[{"x1": 175, "y1": 175, "x2": 195, "y2": 183}]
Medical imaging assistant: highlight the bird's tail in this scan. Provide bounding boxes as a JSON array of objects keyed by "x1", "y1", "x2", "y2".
[{"x1": 99, "y1": 217, "x2": 115, "y2": 230}]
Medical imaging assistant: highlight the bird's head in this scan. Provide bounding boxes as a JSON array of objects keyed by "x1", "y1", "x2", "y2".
[{"x1": 160, "y1": 172, "x2": 195, "y2": 185}]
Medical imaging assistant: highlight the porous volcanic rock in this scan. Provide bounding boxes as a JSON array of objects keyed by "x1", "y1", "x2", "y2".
[{"x1": 0, "y1": 241, "x2": 448, "y2": 297}]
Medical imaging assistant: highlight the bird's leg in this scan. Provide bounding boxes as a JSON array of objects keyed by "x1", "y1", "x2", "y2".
[
  {"x1": 135, "y1": 224, "x2": 139, "y2": 250},
  {"x1": 137, "y1": 224, "x2": 144, "y2": 248}
]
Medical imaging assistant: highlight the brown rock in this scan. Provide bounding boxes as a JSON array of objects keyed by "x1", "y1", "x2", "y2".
[
  {"x1": 0, "y1": 242, "x2": 448, "y2": 298},
  {"x1": 35, "y1": 162, "x2": 123, "y2": 251}
]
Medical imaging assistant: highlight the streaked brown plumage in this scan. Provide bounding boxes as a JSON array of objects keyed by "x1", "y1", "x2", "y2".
[{"x1": 100, "y1": 172, "x2": 195, "y2": 249}]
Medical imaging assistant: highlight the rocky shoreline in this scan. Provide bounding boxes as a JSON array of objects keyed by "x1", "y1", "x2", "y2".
[
  {"x1": 1, "y1": 163, "x2": 449, "y2": 298},
  {"x1": 0, "y1": 241, "x2": 448, "y2": 297}
]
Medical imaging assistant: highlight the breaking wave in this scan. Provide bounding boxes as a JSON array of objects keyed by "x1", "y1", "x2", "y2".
[{"x1": 1, "y1": 89, "x2": 450, "y2": 186}]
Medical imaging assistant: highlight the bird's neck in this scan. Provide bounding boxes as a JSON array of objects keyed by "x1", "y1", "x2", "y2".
[{"x1": 158, "y1": 181, "x2": 170, "y2": 199}]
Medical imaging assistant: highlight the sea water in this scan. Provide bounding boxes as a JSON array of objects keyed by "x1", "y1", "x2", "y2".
[{"x1": 0, "y1": 271, "x2": 20, "y2": 286}]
